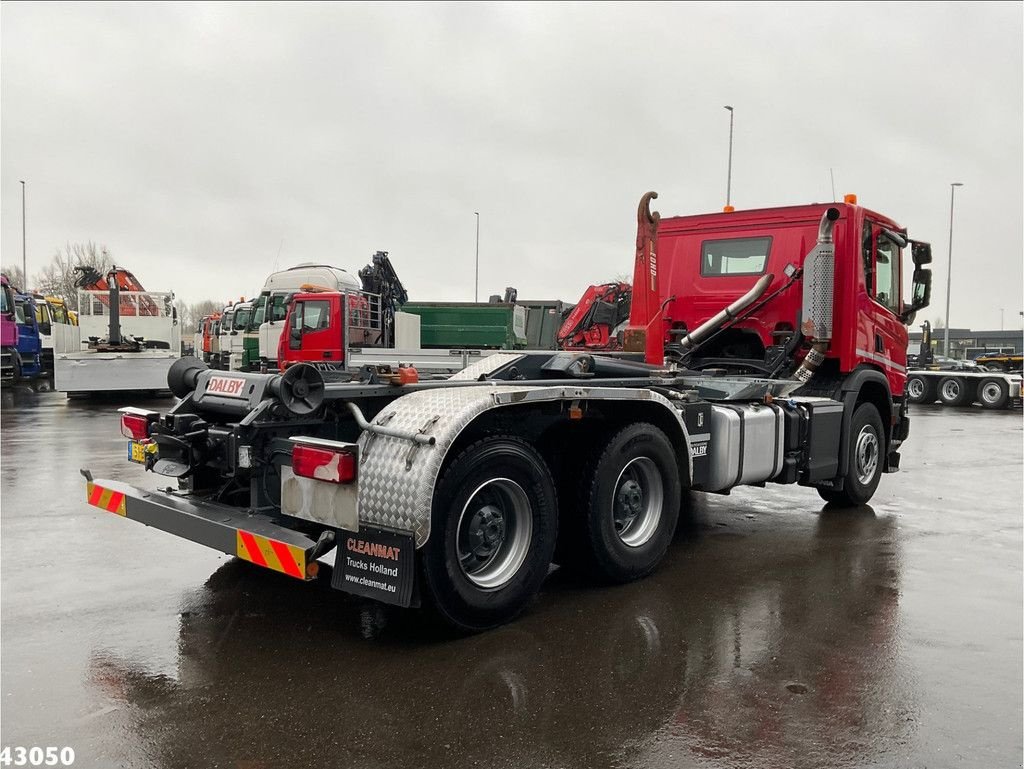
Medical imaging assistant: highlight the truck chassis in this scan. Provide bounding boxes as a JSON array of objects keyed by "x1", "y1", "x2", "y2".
[{"x1": 84, "y1": 350, "x2": 895, "y2": 631}]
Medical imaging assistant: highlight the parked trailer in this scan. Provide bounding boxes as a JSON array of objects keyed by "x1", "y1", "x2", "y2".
[
  {"x1": 906, "y1": 369, "x2": 1022, "y2": 409},
  {"x1": 81, "y1": 192, "x2": 934, "y2": 632},
  {"x1": 55, "y1": 286, "x2": 180, "y2": 395}
]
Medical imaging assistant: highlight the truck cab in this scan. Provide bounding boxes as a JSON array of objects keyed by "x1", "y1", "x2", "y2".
[
  {"x1": 627, "y1": 193, "x2": 931, "y2": 498},
  {"x1": 33, "y1": 294, "x2": 75, "y2": 373},
  {"x1": 245, "y1": 264, "x2": 363, "y2": 372},
  {"x1": 12, "y1": 293, "x2": 43, "y2": 381},
  {"x1": 220, "y1": 300, "x2": 252, "y2": 370},
  {"x1": 277, "y1": 290, "x2": 381, "y2": 370},
  {"x1": 1, "y1": 276, "x2": 18, "y2": 382},
  {"x1": 199, "y1": 314, "x2": 221, "y2": 365},
  {"x1": 649, "y1": 197, "x2": 930, "y2": 394}
]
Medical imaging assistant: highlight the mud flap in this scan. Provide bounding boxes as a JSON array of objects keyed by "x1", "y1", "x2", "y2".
[{"x1": 331, "y1": 526, "x2": 416, "y2": 608}]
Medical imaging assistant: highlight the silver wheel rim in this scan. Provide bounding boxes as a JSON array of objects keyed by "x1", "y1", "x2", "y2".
[
  {"x1": 855, "y1": 426, "x2": 879, "y2": 485},
  {"x1": 981, "y1": 382, "x2": 1002, "y2": 404},
  {"x1": 612, "y1": 457, "x2": 664, "y2": 548},
  {"x1": 907, "y1": 378, "x2": 925, "y2": 399},
  {"x1": 941, "y1": 379, "x2": 960, "y2": 401},
  {"x1": 456, "y1": 478, "x2": 532, "y2": 590}
]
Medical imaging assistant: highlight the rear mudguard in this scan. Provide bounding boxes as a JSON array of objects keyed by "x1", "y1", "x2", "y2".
[{"x1": 355, "y1": 384, "x2": 692, "y2": 547}]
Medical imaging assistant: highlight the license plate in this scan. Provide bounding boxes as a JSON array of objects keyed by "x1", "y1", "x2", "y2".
[{"x1": 128, "y1": 440, "x2": 154, "y2": 464}]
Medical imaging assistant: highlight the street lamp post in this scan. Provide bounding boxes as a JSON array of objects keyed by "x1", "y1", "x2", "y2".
[
  {"x1": 943, "y1": 182, "x2": 964, "y2": 357},
  {"x1": 474, "y1": 212, "x2": 480, "y2": 303},
  {"x1": 20, "y1": 180, "x2": 26, "y2": 285},
  {"x1": 724, "y1": 106, "x2": 734, "y2": 210}
]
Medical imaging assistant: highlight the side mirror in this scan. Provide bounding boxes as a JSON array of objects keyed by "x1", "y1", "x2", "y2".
[
  {"x1": 910, "y1": 240, "x2": 932, "y2": 266},
  {"x1": 901, "y1": 267, "x2": 931, "y2": 324}
]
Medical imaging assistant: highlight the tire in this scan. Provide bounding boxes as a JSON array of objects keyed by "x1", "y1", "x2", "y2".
[
  {"x1": 420, "y1": 435, "x2": 557, "y2": 632},
  {"x1": 816, "y1": 402, "x2": 885, "y2": 507},
  {"x1": 574, "y1": 423, "x2": 682, "y2": 583},
  {"x1": 978, "y1": 377, "x2": 1010, "y2": 410},
  {"x1": 937, "y1": 376, "x2": 972, "y2": 406},
  {"x1": 905, "y1": 374, "x2": 936, "y2": 404}
]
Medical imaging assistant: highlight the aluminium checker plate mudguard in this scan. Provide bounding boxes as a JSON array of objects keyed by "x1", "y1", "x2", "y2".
[{"x1": 354, "y1": 383, "x2": 693, "y2": 548}]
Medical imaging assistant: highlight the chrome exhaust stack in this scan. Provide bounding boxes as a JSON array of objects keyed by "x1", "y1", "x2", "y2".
[{"x1": 794, "y1": 207, "x2": 841, "y2": 382}]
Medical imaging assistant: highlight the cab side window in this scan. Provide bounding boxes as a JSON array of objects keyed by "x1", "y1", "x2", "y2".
[{"x1": 872, "y1": 228, "x2": 901, "y2": 313}]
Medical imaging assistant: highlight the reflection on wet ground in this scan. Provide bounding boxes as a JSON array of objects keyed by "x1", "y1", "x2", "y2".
[{"x1": 1, "y1": 390, "x2": 1021, "y2": 768}]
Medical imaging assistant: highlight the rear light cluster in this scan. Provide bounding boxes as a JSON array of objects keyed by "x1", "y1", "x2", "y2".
[
  {"x1": 292, "y1": 444, "x2": 356, "y2": 484},
  {"x1": 121, "y1": 413, "x2": 153, "y2": 440}
]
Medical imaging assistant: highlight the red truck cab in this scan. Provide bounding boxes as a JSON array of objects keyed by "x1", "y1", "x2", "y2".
[
  {"x1": 632, "y1": 195, "x2": 931, "y2": 398},
  {"x1": 625, "y1": 192, "x2": 932, "y2": 491},
  {"x1": 278, "y1": 291, "x2": 376, "y2": 370}
]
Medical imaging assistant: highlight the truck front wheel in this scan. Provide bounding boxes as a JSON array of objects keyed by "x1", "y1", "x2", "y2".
[
  {"x1": 575, "y1": 423, "x2": 681, "y2": 583},
  {"x1": 421, "y1": 435, "x2": 557, "y2": 632},
  {"x1": 817, "y1": 402, "x2": 884, "y2": 507}
]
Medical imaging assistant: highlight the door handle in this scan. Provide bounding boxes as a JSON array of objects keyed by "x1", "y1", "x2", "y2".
[
  {"x1": 323, "y1": 351, "x2": 333, "y2": 358},
  {"x1": 875, "y1": 334, "x2": 884, "y2": 353}
]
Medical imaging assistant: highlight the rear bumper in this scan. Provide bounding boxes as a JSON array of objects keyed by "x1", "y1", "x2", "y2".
[{"x1": 82, "y1": 472, "x2": 330, "y2": 581}]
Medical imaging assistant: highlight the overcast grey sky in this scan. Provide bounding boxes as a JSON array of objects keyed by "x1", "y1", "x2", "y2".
[{"x1": 2, "y1": 1, "x2": 1021, "y2": 329}]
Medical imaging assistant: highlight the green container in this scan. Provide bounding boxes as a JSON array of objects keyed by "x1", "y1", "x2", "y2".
[
  {"x1": 401, "y1": 303, "x2": 527, "y2": 349},
  {"x1": 517, "y1": 300, "x2": 572, "y2": 350}
]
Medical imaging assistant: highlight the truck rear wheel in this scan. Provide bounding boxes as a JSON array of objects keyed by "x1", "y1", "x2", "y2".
[
  {"x1": 978, "y1": 377, "x2": 1010, "y2": 409},
  {"x1": 420, "y1": 435, "x2": 557, "y2": 632},
  {"x1": 574, "y1": 423, "x2": 681, "y2": 583},
  {"x1": 905, "y1": 374, "x2": 936, "y2": 404},
  {"x1": 938, "y1": 376, "x2": 972, "y2": 406},
  {"x1": 817, "y1": 402, "x2": 884, "y2": 507}
]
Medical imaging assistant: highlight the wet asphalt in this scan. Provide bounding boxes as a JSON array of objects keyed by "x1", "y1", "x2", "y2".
[{"x1": 0, "y1": 386, "x2": 1021, "y2": 769}]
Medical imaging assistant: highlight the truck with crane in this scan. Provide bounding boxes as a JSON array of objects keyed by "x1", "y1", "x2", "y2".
[
  {"x1": 276, "y1": 250, "x2": 511, "y2": 374},
  {"x1": 82, "y1": 191, "x2": 933, "y2": 631},
  {"x1": 557, "y1": 282, "x2": 632, "y2": 352},
  {"x1": 54, "y1": 266, "x2": 180, "y2": 395},
  {"x1": 239, "y1": 263, "x2": 367, "y2": 373}
]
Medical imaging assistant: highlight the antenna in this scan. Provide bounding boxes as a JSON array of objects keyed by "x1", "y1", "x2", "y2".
[
  {"x1": 829, "y1": 168, "x2": 836, "y2": 203},
  {"x1": 273, "y1": 238, "x2": 283, "y2": 272}
]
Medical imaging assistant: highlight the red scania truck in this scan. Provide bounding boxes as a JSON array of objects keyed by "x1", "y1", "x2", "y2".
[{"x1": 81, "y1": 192, "x2": 932, "y2": 631}]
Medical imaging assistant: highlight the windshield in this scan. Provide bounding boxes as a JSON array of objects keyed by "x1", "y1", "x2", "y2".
[
  {"x1": 48, "y1": 301, "x2": 67, "y2": 324},
  {"x1": 234, "y1": 307, "x2": 251, "y2": 330},
  {"x1": 251, "y1": 293, "x2": 269, "y2": 327},
  {"x1": 0, "y1": 286, "x2": 11, "y2": 314}
]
